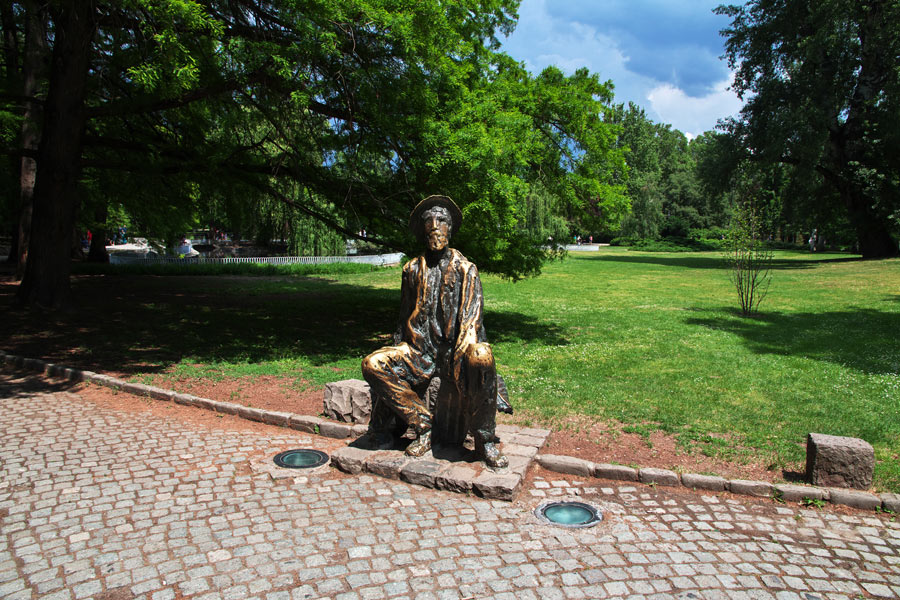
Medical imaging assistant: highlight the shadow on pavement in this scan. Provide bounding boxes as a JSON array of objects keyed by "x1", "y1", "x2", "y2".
[{"x1": 0, "y1": 371, "x2": 78, "y2": 399}]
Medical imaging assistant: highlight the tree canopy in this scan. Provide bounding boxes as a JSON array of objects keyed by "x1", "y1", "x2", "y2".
[
  {"x1": 716, "y1": 0, "x2": 900, "y2": 257},
  {"x1": 1, "y1": 0, "x2": 629, "y2": 308}
]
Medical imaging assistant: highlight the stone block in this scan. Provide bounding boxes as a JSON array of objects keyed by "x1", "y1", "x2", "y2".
[
  {"x1": 774, "y1": 484, "x2": 828, "y2": 503},
  {"x1": 806, "y1": 433, "x2": 874, "y2": 489},
  {"x1": 172, "y1": 393, "x2": 196, "y2": 406},
  {"x1": 536, "y1": 454, "x2": 592, "y2": 477},
  {"x1": 506, "y1": 454, "x2": 531, "y2": 477},
  {"x1": 212, "y1": 401, "x2": 240, "y2": 415},
  {"x1": 238, "y1": 405, "x2": 269, "y2": 423},
  {"x1": 318, "y1": 421, "x2": 354, "y2": 439},
  {"x1": 289, "y1": 415, "x2": 323, "y2": 434},
  {"x1": 828, "y1": 488, "x2": 881, "y2": 510},
  {"x1": 323, "y1": 379, "x2": 372, "y2": 424},
  {"x1": 121, "y1": 382, "x2": 153, "y2": 397},
  {"x1": 502, "y1": 443, "x2": 539, "y2": 458},
  {"x1": 366, "y1": 452, "x2": 409, "y2": 479},
  {"x1": 261, "y1": 410, "x2": 292, "y2": 427},
  {"x1": 23, "y1": 357, "x2": 44, "y2": 371},
  {"x1": 190, "y1": 396, "x2": 215, "y2": 411},
  {"x1": 592, "y1": 463, "x2": 639, "y2": 482},
  {"x1": 147, "y1": 387, "x2": 175, "y2": 402},
  {"x1": 728, "y1": 479, "x2": 774, "y2": 497},
  {"x1": 435, "y1": 464, "x2": 476, "y2": 493},
  {"x1": 880, "y1": 493, "x2": 900, "y2": 513},
  {"x1": 400, "y1": 460, "x2": 445, "y2": 488},
  {"x1": 639, "y1": 468, "x2": 680, "y2": 487},
  {"x1": 330, "y1": 447, "x2": 371, "y2": 475},
  {"x1": 681, "y1": 473, "x2": 726, "y2": 491},
  {"x1": 472, "y1": 471, "x2": 522, "y2": 501}
]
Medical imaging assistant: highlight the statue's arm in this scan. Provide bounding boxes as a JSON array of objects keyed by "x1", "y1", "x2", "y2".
[{"x1": 451, "y1": 263, "x2": 484, "y2": 372}]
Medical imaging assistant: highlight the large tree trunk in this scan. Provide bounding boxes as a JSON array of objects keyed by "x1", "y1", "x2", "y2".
[
  {"x1": 5, "y1": 0, "x2": 45, "y2": 279},
  {"x1": 844, "y1": 190, "x2": 899, "y2": 257},
  {"x1": 15, "y1": 3, "x2": 96, "y2": 309}
]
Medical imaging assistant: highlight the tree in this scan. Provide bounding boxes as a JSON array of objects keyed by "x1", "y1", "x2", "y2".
[
  {"x1": 2, "y1": 0, "x2": 628, "y2": 308},
  {"x1": 717, "y1": 0, "x2": 900, "y2": 257}
]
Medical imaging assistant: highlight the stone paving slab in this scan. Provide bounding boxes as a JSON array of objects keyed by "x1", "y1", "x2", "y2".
[
  {"x1": 330, "y1": 426, "x2": 546, "y2": 501},
  {"x1": 3, "y1": 377, "x2": 900, "y2": 600}
]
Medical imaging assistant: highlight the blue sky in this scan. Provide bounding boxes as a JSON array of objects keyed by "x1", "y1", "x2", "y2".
[{"x1": 501, "y1": 0, "x2": 744, "y2": 138}]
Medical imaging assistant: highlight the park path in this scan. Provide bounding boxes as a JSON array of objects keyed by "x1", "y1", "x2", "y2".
[{"x1": 1, "y1": 374, "x2": 899, "y2": 600}]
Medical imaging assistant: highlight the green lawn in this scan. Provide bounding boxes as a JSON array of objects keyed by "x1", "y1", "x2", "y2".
[
  {"x1": 485, "y1": 249, "x2": 900, "y2": 491},
  {"x1": 4, "y1": 248, "x2": 898, "y2": 490}
]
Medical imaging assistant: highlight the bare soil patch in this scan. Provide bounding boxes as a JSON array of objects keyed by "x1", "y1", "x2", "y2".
[{"x1": 108, "y1": 373, "x2": 784, "y2": 484}]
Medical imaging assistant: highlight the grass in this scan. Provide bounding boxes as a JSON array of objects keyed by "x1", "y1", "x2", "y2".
[
  {"x1": 486, "y1": 250, "x2": 900, "y2": 490},
  {"x1": 3, "y1": 247, "x2": 899, "y2": 491}
]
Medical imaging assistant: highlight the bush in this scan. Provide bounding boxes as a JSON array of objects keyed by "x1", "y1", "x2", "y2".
[{"x1": 628, "y1": 236, "x2": 723, "y2": 252}]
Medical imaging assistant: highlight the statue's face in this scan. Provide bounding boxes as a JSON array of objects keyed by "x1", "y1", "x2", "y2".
[{"x1": 422, "y1": 206, "x2": 452, "y2": 252}]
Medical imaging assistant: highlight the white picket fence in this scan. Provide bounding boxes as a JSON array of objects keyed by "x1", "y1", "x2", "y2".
[{"x1": 109, "y1": 252, "x2": 405, "y2": 266}]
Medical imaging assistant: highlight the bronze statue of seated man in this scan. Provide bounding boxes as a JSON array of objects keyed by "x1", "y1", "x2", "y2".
[{"x1": 360, "y1": 195, "x2": 511, "y2": 468}]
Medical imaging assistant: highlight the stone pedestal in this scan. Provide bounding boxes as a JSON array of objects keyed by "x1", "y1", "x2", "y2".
[
  {"x1": 806, "y1": 433, "x2": 874, "y2": 489},
  {"x1": 323, "y1": 379, "x2": 372, "y2": 424}
]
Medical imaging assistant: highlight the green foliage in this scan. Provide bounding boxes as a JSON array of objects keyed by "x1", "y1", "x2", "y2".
[
  {"x1": 3, "y1": 0, "x2": 629, "y2": 286},
  {"x1": 800, "y1": 497, "x2": 826, "y2": 509},
  {"x1": 717, "y1": 0, "x2": 900, "y2": 257},
  {"x1": 613, "y1": 103, "x2": 731, "y2": 244},
  {"x1": 727, "y1": 199, "x2": 774, "y2": 316}
]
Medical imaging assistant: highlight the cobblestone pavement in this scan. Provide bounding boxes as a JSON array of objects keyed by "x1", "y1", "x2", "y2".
[{"x1": 2, "y1": 381, "x2": 899, "y2": 600}]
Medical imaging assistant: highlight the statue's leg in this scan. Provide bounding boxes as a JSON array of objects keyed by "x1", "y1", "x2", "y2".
[
  {"x1": 361, "y1": 343, "x2": 434, "y2": 456},
  {"x1": 464, "y1": 343, "x2": 508, "y2": 469}
]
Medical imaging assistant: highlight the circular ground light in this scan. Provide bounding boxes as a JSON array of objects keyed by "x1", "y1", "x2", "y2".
[
  {"x1": 534, "y1": 500, "x2": 603, "y2": 528},
  {"x1": 273, "y1": 449, "x2": 329, "y2": 469}
]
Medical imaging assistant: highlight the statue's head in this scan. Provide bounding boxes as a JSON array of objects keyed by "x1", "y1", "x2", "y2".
[{"x1": 409, "y1": 195, "x2": 462, "y2": 252}]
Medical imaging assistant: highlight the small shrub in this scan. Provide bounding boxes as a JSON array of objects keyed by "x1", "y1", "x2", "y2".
[{"x1": 726, "y1": 202, "x2": 773, "y2": 315}]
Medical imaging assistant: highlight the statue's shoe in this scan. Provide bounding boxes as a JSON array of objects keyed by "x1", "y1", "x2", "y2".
[
  {"x1": 479, "y1": 442, "x2": 508, "y2": 469},
  {"x1": 405, "y1": 430, "x2": 432, "y2": 457}
]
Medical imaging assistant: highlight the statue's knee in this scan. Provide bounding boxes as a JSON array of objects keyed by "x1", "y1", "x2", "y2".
[
  {"x1": 465, "y1": 343, "x2": 494, "y2": 371},
  {"x1": 361, "y1": 352, "x2": 385, "y2": 379}
]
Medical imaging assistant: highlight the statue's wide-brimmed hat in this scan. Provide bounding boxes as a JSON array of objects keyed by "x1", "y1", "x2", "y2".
[{"x1": 409, "y1": 195, "x2": 462, "y2": 243}]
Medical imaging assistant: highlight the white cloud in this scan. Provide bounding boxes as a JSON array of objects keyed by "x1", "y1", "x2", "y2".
[
  {"x1": 646, "y1": 77, "x2": 743, "y2": 138},
  {"x1": 501, "y1": 0, "x2": 745, "y2": 135}
]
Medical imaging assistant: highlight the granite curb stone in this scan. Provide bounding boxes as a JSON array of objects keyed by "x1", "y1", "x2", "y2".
[
  {"x1": 881, "y1": 493, "x2": 900, "y2": 512},
  {"x1": 681, "y1": 473, "x2": 726, "y2": 491},
  {"x1": 536, "y1": 454, "x2": 592, "y2": 476},
  {"x1": 728, "y1": 479, "x2": 775, "y2": 497},
  {"x1": 775, "y1": 483, "x2": 829, "y2": 502},
  {"x1": 318, "y1": 421, "x2": 354, "y2": 439},
  {"x1": 639, "y1": 467, "x2": 680, "y2": 486},
  {"x1": 289, "y1": 414, "x2": 323, "y2": 433},
  {"x1": 593, "y1": 462, "x2": 639, "y2": 481},
  {"x1": 828, "y1": 488, "x2": 883, "y2": 510}
]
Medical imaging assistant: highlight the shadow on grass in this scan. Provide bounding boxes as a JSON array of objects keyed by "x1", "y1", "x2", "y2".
[
  {"x1": 486, "y1": 312, "x2": 569, "y2": 346},
  {"x1": 592, "y1": 253, "x2": 863, "y2": 271},
  {"x1": 0, "y1": 274, "x2": 567, "y2": 375},
  {"x1": 686, "y1": 307, "x2": 900, "y2": 375}
]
